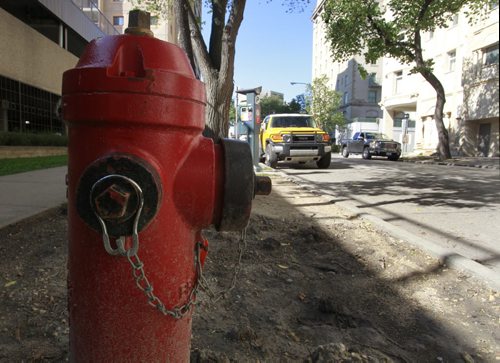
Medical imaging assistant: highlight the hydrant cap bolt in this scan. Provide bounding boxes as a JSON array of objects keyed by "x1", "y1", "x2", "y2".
[
  {"x1": 94, "y1": 184, "x2": 133, "y2": 221},
  {"x1": 125, "y1": 9, "x2": 154, "y2": 37}
]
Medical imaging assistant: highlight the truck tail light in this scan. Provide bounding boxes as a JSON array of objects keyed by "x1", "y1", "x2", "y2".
[{"x1": 323, "y1": 134, "x2": 330, "y2": 142}]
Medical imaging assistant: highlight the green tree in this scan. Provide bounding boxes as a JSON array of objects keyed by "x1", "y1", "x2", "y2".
[
  {"x1": 305, "y1": 75, "x2": 344, "y2": 132},
  {"x1": 288, "y1": 98, "x2": 302, "y2": 113},
  {"x1": 260, "y1": 95, "x2": 306, "y2": 118},
  {"x1": 321, "y1": 0, "x2": 494, "y2": 160},
  {"x1": 132, "y1": 0, "x2": 310, "y2": 141},
  {"x1": 260, "y1": 95, "x2": 288, "y2": 118}
]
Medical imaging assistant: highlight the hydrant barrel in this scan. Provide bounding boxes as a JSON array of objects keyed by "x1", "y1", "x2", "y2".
[
  {"x1": 62, "y1": 28, "x2": 270, "y2": 360},
  {"x1": 64, "y1": 26, "x2": 271, "y2": 359},
  {"x1": 64, "y1": 34, "x2": 207, "y2": 361}
]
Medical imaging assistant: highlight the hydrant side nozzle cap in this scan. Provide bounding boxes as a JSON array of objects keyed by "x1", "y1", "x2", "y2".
[
  {"x1": 254, "y1": 175, "x2": 272, "y2": 196},
  {"x1": 125, "y1": 9, "x2": 154, "y2": 37}
]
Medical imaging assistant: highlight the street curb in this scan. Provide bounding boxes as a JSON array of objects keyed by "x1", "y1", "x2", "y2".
[
  {"x1": 279, "y1": 171, "x2": 500, "y2": 292},
  {"x1": 400, "y1": 158, "x2": 500, "y2": 170}
]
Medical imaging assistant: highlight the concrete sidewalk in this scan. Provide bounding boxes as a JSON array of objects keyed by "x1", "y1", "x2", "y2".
[
  {"x1": 0, "y1": 166, "x2": 67, "y2": 229},
  {"x1": 401, "y1": 155, "x2": 500, "y2": 169}
]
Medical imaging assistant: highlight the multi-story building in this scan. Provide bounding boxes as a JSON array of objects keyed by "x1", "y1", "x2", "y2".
[
  {"x1": 380, "y1": 5, "x2": 499, "y2": 157},
  {"x1": 311, "y1": 1, "x2": 499, "y2": 157},
  {"x1": 312, "y1": 0, "x2": 384, "y2": 141},
  {"x1": 0, "y1": 0, "x2": 117, "y2": 134}
]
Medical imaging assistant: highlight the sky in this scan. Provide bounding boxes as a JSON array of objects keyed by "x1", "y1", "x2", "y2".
[{"x1": 202, "y1": 1, "x2": 317, "y2": 102}]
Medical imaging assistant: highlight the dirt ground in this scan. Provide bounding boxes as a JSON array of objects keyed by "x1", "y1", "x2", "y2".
[{"x1": 0, "y1": 174, "x2": 498, "y2": 362}]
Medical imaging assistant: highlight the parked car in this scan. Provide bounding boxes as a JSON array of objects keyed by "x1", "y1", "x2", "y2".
[
  {"x1": 259, "y1": 114, "x2": 331, "y2": 168},
  {"x1": 341, "y1": 132, "x2": 401, "y2": 161}
]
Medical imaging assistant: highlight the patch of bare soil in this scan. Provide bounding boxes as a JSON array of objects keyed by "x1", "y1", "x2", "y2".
[{"x1": 0, "y1": 175, "x2": 498, "y2": 362}]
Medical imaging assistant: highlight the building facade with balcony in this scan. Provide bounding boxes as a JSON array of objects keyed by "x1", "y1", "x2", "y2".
[
  {"x1": 97, "y1": 0, "x2": 176, "y2": 42},
  {"x1": 312, "y1": 0, "x2": 384, "y2": 142},
  {"x1": 380, "y1": 5, "x2": 499, "y2": 157},
  {"x1": 0, "y1": 0, "x2": 117, "y2": 134},
  {"x1": 98, "y1": 0, "x2": 203, "y2": 44}
]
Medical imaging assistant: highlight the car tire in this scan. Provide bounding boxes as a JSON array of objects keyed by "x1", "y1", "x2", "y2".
[
  {"x1": 316, "y1": 152, "x2": 331, "y2": 169},
  {"x1": 388, "y1": 154, "x2": 400, "y2": 161},
  {"x1": 362, "y1": 147, "x2": 372, "y2": 160},
  {"x1": 265, "y1": 143, "x2": 278, "y2": 168},
  {"x1": 341, "y1": 147, "x2": 349, "y2": 158}
]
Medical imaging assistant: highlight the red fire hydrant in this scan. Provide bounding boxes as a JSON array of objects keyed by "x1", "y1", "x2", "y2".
[{"x1": 62, "y1": 11, "x2": 271, "y2": 361}]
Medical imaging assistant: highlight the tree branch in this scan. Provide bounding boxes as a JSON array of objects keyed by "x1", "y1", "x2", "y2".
[
  {"x1": 172, "y1": 0, "x2": 197, "y2": 75},
  {"x1": 366, "y1": 12, "x2": 414, "y2": 62},
  {"x1": 183, "y1": 1, "x2": 213, "y2": 73},
  {"x1": 209, "y1": 1, "x2": 227, "y2": 71},
  {"x1": 219, "y1": 0, "x2": 246, "y2": 85}
]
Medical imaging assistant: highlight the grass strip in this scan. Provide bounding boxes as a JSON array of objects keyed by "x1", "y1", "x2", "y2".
[{"x1": 0, "y1": 155, "x2": 67, "y2": 176}]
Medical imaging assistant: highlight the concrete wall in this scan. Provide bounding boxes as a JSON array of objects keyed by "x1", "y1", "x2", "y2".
[{"x1": 0, "y1": 8, "x2": 78, "y2": 95}]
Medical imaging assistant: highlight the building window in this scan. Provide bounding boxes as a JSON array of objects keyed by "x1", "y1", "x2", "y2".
[
  {"x1": 151, "y1": 16, "x2": 159, "y2": 26},
  {"x1": 343, "y1": 92, "x2": 349, "y2": 105},
  {"x1": 113, "y1": 16, "x2": 124, "y2": 26},
  {"x1": 368, "y1": 73, "x2": 379, "y2": 86},
  {"x1": 428, "y1": 30, "x2": 434, "y2": 40},
  {"x1": 447, "y1": 50, "x2": 456, "y2": 72},
  {"x1": 0, "y1": 75, "x2": 64, "y2": 134},
  {"x1": 483, "y1": 44, "x2": 499, "y2": 65},
  {"x1": 395, "y1": 71, "x2": 403, "y2": 94},
  {"x1": 368, "y1": 90, "x2": 377, "y2": 104},
  {"x1": 452, "y1": 14, "x2": 459, "y2": 26}
]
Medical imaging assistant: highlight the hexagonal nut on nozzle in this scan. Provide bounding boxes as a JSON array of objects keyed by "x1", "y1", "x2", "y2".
[
  {"x1": 254, "y1": 175, "x2": 272, "y2": 196},
  {"x1": 125, "y1": 10, "x2": 154, "y2": 37},
  {"x1": 94, "y1": 184, "x2": 131, "y2": 221}
]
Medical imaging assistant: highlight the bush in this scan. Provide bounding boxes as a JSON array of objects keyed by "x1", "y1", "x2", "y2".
[
  {"x1": 0, "y1": 132, "x2": 67, "y2": 147},
  {"x1": 331, "y1": 144, "x2": 340, "y2": 153}
]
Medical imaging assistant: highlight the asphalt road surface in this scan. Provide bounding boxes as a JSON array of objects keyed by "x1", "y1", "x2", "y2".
[{"x1": 278, "y1": 154, "x2": 500, "y2": 278}]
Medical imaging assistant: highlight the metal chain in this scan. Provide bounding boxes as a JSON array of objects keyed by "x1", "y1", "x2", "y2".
[
  {"x1": 91, "y1": 175, "x2": 206, "y2": 319},
  {"x1": 197, "y1": 228, "x2": 247, "y2": 303},
  {"x1": 125, "y1": 239, "x2": 206, "y2": 319}
]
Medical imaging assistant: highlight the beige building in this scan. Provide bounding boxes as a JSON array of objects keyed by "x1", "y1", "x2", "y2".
[
  {"x1": 311, "y1": 1, "x2": 499, "y2": 157},
  {"x1": 380, "y1": 5, "x2": 499, "y2": 157},
  {"x1": 0, "y1": 0, "x2": 117, "y2": 133}
]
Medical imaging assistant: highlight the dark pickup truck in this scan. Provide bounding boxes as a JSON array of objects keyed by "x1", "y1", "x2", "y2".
[{"x1": 341, "y1": 132, "x2": 401, "y2": 161}]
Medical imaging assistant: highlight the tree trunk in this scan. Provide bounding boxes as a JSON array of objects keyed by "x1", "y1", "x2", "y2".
[
  {"x1": 433, "y1": 87, "x2": 452, "y2": 160},
  {"x1": 202, "y1": 73, "x2": 234, "y2": 141},
  {"x1": 414, "y1": 29, "x2": 452, "y2": 160},
  {"x1": 172, "y1": 0, "x2": 197, "y2": 77},
  {"x1": 420, "y1": 71, "x2": 452, "y2": 160},
  {"x1": 174, "y1": 0, "x2": 245, "y2": 142}
]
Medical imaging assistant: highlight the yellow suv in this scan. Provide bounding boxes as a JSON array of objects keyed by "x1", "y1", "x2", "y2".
[{"x1": 259, "y1": 114, "x2": 331, "y2": 168}]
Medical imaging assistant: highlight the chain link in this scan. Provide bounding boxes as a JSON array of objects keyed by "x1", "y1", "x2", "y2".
[
  {"x1": 91, "y1": 175, "x2": 248, "y2": 318},
  {"x1": 197, "y1": 228, "x2": 247, "y2": 303},
  {"x1": 91, "y1": 175, "x2": 206, "y2": 319},
  {"x1": 125, "y1": 240, "x2": 205, "y2": 319}
]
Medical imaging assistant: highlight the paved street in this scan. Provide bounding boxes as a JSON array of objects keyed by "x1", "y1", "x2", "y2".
[{"x1": 278, "y1": 154, "x2": 500, "y2": 280}]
